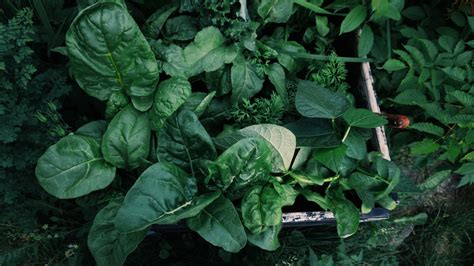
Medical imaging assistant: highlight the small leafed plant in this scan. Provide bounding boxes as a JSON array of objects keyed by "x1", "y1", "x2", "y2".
[{"x1": 35, "y1": 1, "x2": 400, "y2": 265}]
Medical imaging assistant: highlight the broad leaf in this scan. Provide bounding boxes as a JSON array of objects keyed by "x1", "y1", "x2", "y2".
[
  {"x1": 247, "y1": 224, "x2": 282, "y2": 251},
  {"x1": 102, "y1": 105, "x2": 151, "y2": 169},
  {"x1": 340, "y1": 5, "x2": 366, "y2": 34},
  {"x1": 115, "y1": 162, "x2": 198, "y2": 233},
  {"x1": 241, "y1": 186, "x2": 283, "y2": 234},
  {"x1": 410, "y1": 122, "x2": 444, "y2": 137},
  {"x1": 326, "y1": 189, "x2": 360, "y2": 238},
  {"x1": 231, "y1": 58, "x2": 264, "y2": 103},
  {"x1": 266, "y1": 63, "x2": 288, "y2": 103},
  {"x1": 417, "y1": 170, "x2": 451, "y2": 191},
  {"x1": 358, "y1": 24, "x2": 374, "y2": 57},
  {"x1": 410, "y1": 139, "x2": 440, "y2": 155},
  {"x1": 88, "y1": 199, "x2": 147, "y2": 266},
  {"x1": 257, "y1": 0, "x2": 294, "y2": 23},
  {"x1": 66, "y1": 3, "x2": 159, "y2": 111},
  {"x1": 157, "y1": 108, "x2": 217, "y2": 174},
  {"x1": 157, "y1": 26, "x2": 238, "y2": 78},
  {"x1": 313, "y1": 145, "x2": 347, "y2": 173},
  {"x1": 36, "y1": 135, "x2": 116, "y2": 199},
  {"x1": 240, "y1": 124, "x2": 296, "y2": 171},
  {"x1": 76, "y1": 120, "x2": 107, "y2": 140},
  {"x1": 342, "y1": 108, "x2": 387, "y2": 128},
  {"x1": 208, "y1": 138, "x2": 273, "y2": 191},
  {"x1": 150, "y1": 77, "x2": 192, "y2": 131},
  {"x1": 285, "y1": 118, "x2": 340, "y2": 148},
  {"x1": 382, "y1": 59, "x2": 406, "y2": 72},
  {"x1": 187, "y1": 195, "x2": 247, "y2": 253},
  {"x1": 295, "y1": 80, "x2": 350, "y2": 119}
]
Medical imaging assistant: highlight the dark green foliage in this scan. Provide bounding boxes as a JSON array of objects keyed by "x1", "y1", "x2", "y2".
[{"x1": 229, "y1": 93, "x2": 286, "y2": 127}]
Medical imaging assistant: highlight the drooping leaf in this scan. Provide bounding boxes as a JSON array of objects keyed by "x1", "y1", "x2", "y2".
[
  {"x1": 88, "y1": 199, "x2": 147, "y2": 266},
  {"x1": 102, "y1": 105, "x2": 151, "y2": 169},
  {"x1": 115, "y1": 162, "x2": 204, "y2": 233},
  {"x1": 241, "y1": 186, "x2": 283, "y2": 234},
  {"x1": 36, "y1": 135, "x2": 116, "y2": 199},
  {"x1": 240, "y1": 124, "x2": 296, "y2": 171},
  {"x1": 266, "y1": 63, "x2": 288, "y2": 103},
  {"x1": 231, "y1": 58, "x2": 264, "y2": 103},
  {"x1": 326, "y1": 188, "x2": 360, "y2": 238},
  {"x1": 295, "y1": 80, "x2": 350, "y2": 119},
  {"x1": 339, "y1": 5, "x2": 366, "y2": 34},
  {"x1": 455, "y1": 163, "x2": 474, "y2": 175},
  {"x1": 342, "y1": 108, "x2": 387, "y2": 128},
  {"x1": 358, "y1": 24, "x2": 374, "y2": 57},
  {"x1": 150, "y1": 77, "x2": 192, "y2": 131},
  {"x1": 300, "y1": 189, "x2": 329, "y2": 210},
  {"x1": 247, "y1": 224, "x2": 282, "y2": 251},
  {"x1": 157, "y1": 108, "x2": 217, "y2": 174},
  {"x1": 66, "y1": 2, "x2": 159, "y2": 111},
  {"x1": 187, "y1": 195, "x2": 247, "y2": 253}
]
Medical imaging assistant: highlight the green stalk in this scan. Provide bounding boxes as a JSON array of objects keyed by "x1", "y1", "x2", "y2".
[
  {"x1": 341, "y1": 126, "x2": 351, "y2": 143},
  {"x1": 293, "y1": 0, "x2": 334, "y2": 15},
  {"x1": 284, "y1": 51, "x2": 372, "y2": 63}
]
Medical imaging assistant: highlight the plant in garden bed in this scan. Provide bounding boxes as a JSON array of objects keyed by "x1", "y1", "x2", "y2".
[
  {"x1": 371, "y1": 1, "x2": 474, "y2": 188},
  {"x1": 34, "y1": 1, "x2": 400, "y2": 264}
]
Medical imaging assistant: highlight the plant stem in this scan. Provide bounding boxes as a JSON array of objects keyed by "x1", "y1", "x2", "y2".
[
  {"x1": 342, "y1": 126, "x2": 351, "y2": 143},
  {"x1": 283, "y1": 51, "x2": 372, "y2": 63},
  {"x1": 386, "y1": 20, "x2": 392, "y2": 59},
  {"x1": 324, "y1": 175, "x2": 340, "y2": 182}
]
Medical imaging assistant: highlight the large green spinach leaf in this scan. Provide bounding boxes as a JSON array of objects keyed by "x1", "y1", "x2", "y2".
[
  {"x1": 157, "y1": 108, "x2": 217, "y2": 175},
  {"x1": 241, "y1": 186, "x2": 283, "y2": 234},
  {"x1": 36, "y1": 134, "x2": 116, "y2": 199},
  {"x1": 231, "y1": 58, "x2": 264, "y2": 103},
  {"x1": 186, "y1": 195, "x2": 247, "y2": 253},
  {"x1": 102, "y1": 105, "x2": 151, "y2": 169},
  {"x1": 66, "y1": 2, "x2": 159, "y2": 111},
  {"x1": 88, "y1": 199, "x2": 148, "y2": 266},
  {"x1": 150, "y1": 77, "x2": 192, "y2": 131},
  {"x1": 115, "y1": 162, "x2": 203, "y2": 233}
]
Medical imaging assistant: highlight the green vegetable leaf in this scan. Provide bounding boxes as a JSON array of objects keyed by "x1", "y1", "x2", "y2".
[
  {"x1": 410, "y1": 122, "x2": 444, "y2": 137},
  {"x1": 88, "y1": 199, "x2": 147, "y2": 266},
  {"x1": 257, "y1": 0, "x2": 294, "y2": 23},
  {"x1": 455, "y1": 163, "x2": 474, "y2": 175},
  {"x1": 157, "y1": 108, "x2": 217, "y2": 174},
  {"x1": 285, "y1": 118, "x2": 340, "y2": 148},
  {"x1": 76, "y1": 120, "x2": 107, "y2": 140},
  {"x1": 300, "y1": 189, "x2": 329, "y2": 210},
  {"x1": 266, "y1": 63, "x2": 288, "y2": 103},
  {"x1": 358, "y1": 24, "x2": 374, "y2": 57},
  {"x1": 66, "y1": 3, "x2": 159, "y2": 111},
  {"x1": 313, "y1": 145, "x2": 347, "y2": 173},
  {"x1": 326, "y1": 188, "x2": 360, "y2": 238},
  {"x1": 382, "y1": 59, "x2": 407, "y2": 72},
  {"x1": 115, "y1": 162, "x2": 205, "y2": 232},
  {"x1": 187, "y1": 195, "x2": 247, "y2": 253},
  {"x1": 102, "y1": 105, "x2": 151, "y2": 169},
  {"x1": 417, "y1": 170, "x2": 452, "y2": 191},
  {"x1": 240, "y1": 124, "x2": 296, "y2": 171},
  {"x1": 410, "y1": 139, "x2": 440, "y2": 155},
  {"x1": 231, "y1": 58, "x2": 264, "y2": 103},
  {"x1": 164, "y1": 15, "x2": 199, "y2": 41},
  {"x1": 247, "y1": 224, "x2": 282, "y2": 251},
  {"x1": 340, "y1": 5, "x2": 367, "y2": 35},
  {"x1": 142, "y1": 4, "x2": 178, "y2": 38},
  {"x1": 208, "y1": 138, "x2": 272, "y2": 191},
  {"x1": 241, "y1": 186, "x2": 283, "y2": 234},
  {"x1": 36, "y1": 135, "x2": 116, "y2": 199},
  {"x1": 342, "y1": 108, "x2": 387, "y2": 128},
  {"x1": 150, "y1": 77, "x2": 192, "y2": 131},
  {"x1": 295, "y1": 80, "x2": 350, "y2": 119},
  {"x1": 158, "y1": 26, "x2": 238, "y2": 78}
]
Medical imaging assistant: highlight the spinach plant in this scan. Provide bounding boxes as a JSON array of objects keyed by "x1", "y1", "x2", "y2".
[{"x1": 35, "y1": 1, "x2": 399, "y2": 264}]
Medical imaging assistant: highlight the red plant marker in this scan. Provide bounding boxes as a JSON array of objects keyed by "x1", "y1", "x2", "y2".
[{"x1": 381, "y1": 113, "x2": 410, "y2": 128}]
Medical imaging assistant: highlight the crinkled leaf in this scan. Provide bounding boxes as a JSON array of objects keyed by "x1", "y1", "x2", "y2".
[
  {"x1": 157, "y1": 108, "x2": 217, "y2": 174},
  {"x1": 66, "y1": 3, "x2": 159, "y2": 110},
  {"x1": 241, "y1": 186, "x2": 283, "y2": 234},
  {"x1": 150, "y1": 77, "x2": 192, "y2": 131},
  {"x1": 240, "y1": 124, "x2": 296, "y2": 171},
  {"x1": 102, "y1": 105, "x2": 151, "y2": 169},
  {"x1": 36, "y1": 134, "x2": 116, "y2": 199}
]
